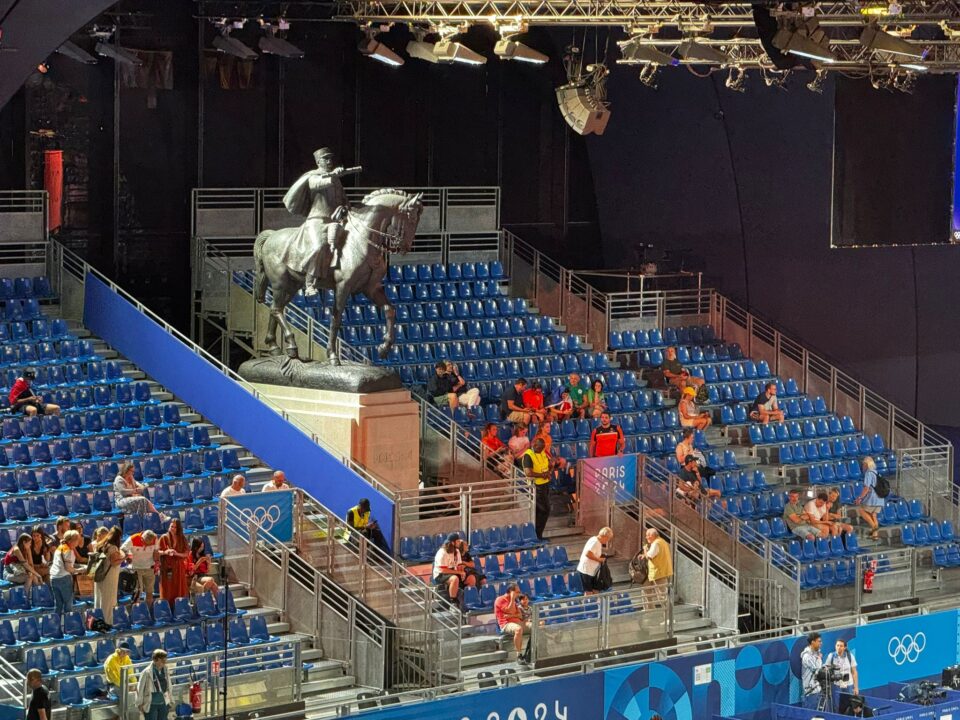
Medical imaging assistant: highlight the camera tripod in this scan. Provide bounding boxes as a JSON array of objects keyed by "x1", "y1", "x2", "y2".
[{"x1": 818, "y1": 676, "x2": 837, "y2": 714}]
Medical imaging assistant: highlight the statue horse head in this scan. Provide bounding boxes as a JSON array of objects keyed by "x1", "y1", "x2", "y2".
[{"x1": 350, "y1": 189, "x2": 424, "y2": 255}]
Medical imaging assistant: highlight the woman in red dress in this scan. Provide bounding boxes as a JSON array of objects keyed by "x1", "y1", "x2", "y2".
[{"x1": 158, "y1": 519, "x2": 190, "y2": 601}]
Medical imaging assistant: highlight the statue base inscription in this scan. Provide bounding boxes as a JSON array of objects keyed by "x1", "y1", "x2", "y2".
[{"x1": 238, "y1": 356, "x2": 401, "y2": 394}]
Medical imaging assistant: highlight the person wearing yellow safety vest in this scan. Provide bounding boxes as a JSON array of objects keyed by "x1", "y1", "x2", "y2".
[
  {"x1": 346, "y1": 498, "x2": 390, "y2": 554},
  {"x1": 643, "y1": 527, "x2": 673, "y2": 611},
  {"x1": 522, "y1": 438, "x2": 557, "y2": 540}
]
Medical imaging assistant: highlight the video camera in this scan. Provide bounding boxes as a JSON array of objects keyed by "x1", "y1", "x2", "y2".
[
  {"x1": 816, "y1": 666, "x2": 850, "y2": 685},
  {"x1": 897, "y1": 680, "x2": 947, "y2": 706}
]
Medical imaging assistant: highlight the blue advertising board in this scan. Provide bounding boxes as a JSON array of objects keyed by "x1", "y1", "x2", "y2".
[
  {"x1": 225, "y1": 490, "x2": 295, "y2": 542},
  {"x1": 581, "y1": 454, "x2": 638, "y2": 501}
]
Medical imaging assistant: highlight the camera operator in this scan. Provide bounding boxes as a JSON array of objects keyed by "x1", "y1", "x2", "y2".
[
  {"x1": 825, "y1": 638, "x2": 858, "y2": 696},
  {"x1": 801, "y1": 632, "x2": 824, "y2": 710}
]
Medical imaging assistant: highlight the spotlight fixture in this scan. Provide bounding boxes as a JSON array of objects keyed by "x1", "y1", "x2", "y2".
[
  {"x1": 433, "y1": 38, "x2": 486, "y2": 65},
  {"x1": 36, "y1": 63, "x2": 49, "y2": 74},
  {"x1": 494, "y1": 38, "x2": 548, "y2": 64},
  {"x1": 359, "y1": 31, "x2": 404, "y2": 66},
  {"x1": 94, "y1": 42, "x2": 143, "y2": 66},
  {"x1": 892, "y1": 69, "x2": 917, "y2": 93},
  {"x1": 806, "y1": 69, "x2": 827, "y2": 93},
  {"x1": 259, "y1": 31, "x2": 304, "y2": 58},
  {"x1": 772, "y1": 18, "x2": 836, "y2": 64},
  {"x1": 212, "y1": 35, "x2": 258, "y2": 60},
  {"x1": 406, "y1": 39, "x2": 440, "y2": 63},
  {"x1": 616, "y1": 37, "x2": 676, "y2": 66},
  {"x1": 638, "y1": 64, "x2": 660, "y2": 88},
  {"x1": 725, "y1": 66, "x2": 746, "y2": 92},
  {"x1": 56, "y1": 41, "x2": 97, "y2": 64},
  {"x1": 859, "y1": 23, "x2": 926, "y2": 60},
  {"x1": 763, "y1": 68, "x2": 789, "y2": 89},
  {"x1": 677, "y1": 38, "x2": 729, "y2": 65}
]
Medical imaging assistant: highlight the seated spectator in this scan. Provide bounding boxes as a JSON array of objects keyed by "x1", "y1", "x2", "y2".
[
  {"x1": 445, "y1": 361, "x2": 481, "y2": 414},
  {"x1": 8, "y1": 369, "x2": 59, "y2": 416},
  {"x1": 346, "y1": 498, "x2": 391, "y2": 554},
  {"x1": 220, "y1": 474, "x2": 246, "y2": 498},
  {"x1": 677, "y1": 456, "x2": 721, "y2": 502},
  {"x1": 784, "y1": 489, "x2": 824, "y2": 540},
  {"x1": 521, "y1": 381, "x2": 547, "y2": 424},
  {"x1": 121, "y1": 530, "x2": 159, "y2": 608},
  {"x1": 589, "y1": 412, "x2": 625, "y2": 457},
  {"x1": 549, "y1": 388, "x2": 575, "y2": 422},
  {"x1": 261, "y1": 470, "x2": 292, "y2": 492},
  {"x1": 508, "y1": 424, "x2": 531, "y2": 462},
  {"x1": 825, "y1": 488, "x2": 854, "y2": 537},
  {"x1": 661, "y1": 346, "x2": 704, "y2": 389},
  {"x1": 427, "y1": 361, "x2": 455, "y2": 411},
  {"x1": 432, "y1": 534, "x2": 463, "y2": 606},
  {"x1": 103, "y1": 640, "x2": 135, "y2": 696},
  {"x1": 29, "y1": 527, "x2": 51, "y2": 584},
  {"x1": 115, "y1": 462, "x2": 164, "y2": 517},
  {"x1": 674, "y1": 428, "x2": 716, "y2": 478},
  {"x1": 678, "y1": 387, "x2": 712, "y2": 430},
  {"x1": 855, "y1": 457, "x2": 884, "y2": 541},
  {"x1": 577, "y1": 527, "x2": 612, "y2": 595},
  {"x1": 455, "y1": 538, "x2": 486, "y2": 588},
  {"x1": 481, "y1": 423, "x2": 513, "y2": 475},
  {"x1": 517, "y1": 594, "x2": 532, "y2": 623},
  {"x1": 4, "y1": 534, "x2": 42, "y2": 593},
  {"x1": 566, "y1": 373, "x2": 586, "y2": 419},
  {"x1": 494, "y1": 583, "x2": 530, "y2": 665},
  {"x1": 750, "y1": 382, "x2": 784, "y2": 424},
  {"x1": 804, "y1": 492, "x2": 842, "y2": 537},
  {"x1": 583, "y1": 380, "x2": 607, "y2": 419},
  {"x1": 501, "y1": 378, "x2": 537, "y2": 427},
  {"x1": 188, "y1": 538, "x2": 219, "y2": 596}
]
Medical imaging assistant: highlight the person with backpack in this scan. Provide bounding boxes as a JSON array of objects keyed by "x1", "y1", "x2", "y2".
[
  {"x1": 855, "y1": 456, "x2": 886, "y2": 540},
  {"x1": 49, "y1": 530, "x2": 83, "y2": 616}
]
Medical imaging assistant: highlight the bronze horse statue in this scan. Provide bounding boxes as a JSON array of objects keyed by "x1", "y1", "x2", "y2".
[{"x1": 253, "y1": 189, "x2": 423, "y2": 364}]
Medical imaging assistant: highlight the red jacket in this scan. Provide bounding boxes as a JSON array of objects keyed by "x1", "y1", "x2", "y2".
[{"x1": 8, "y1": 378, "x2": 31, "y2": 407}]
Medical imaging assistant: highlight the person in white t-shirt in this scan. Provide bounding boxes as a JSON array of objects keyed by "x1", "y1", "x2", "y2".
[
  {"x1": 804, "y1": 492, "x2": 839, "y2": 537},
  {"x1": 261, "y1": 470, "x2": 292, "y2": 492},
  {"x1": 220, "y1": 475, "x2": 246, "y2": 498},
  {"x1": 432, "y1": 534, "x2": 463, "y2": 604},
  {"x1": 576, "y1": 527, "x2": 613, "y2": 595},
  {"x1": 824, "y1": 638, "x2": 858, "y2": 694}
]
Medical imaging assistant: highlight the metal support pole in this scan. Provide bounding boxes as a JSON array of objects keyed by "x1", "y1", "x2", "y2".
[
  {"x1": 280, "y1": 549, "x2": 290, "y2": 623},
  {"x1": 248, "y1": 520, "x2": 257, "y2": 586}
]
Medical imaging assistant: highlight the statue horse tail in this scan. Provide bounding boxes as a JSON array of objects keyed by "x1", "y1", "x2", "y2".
[{"x1": 253, "y1": 230, "x2": 272, "y2": 304}]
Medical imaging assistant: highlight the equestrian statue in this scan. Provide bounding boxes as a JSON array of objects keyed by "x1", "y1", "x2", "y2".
[{"x1": 253, "y1": 147, "x2": 423, "y2": 365}]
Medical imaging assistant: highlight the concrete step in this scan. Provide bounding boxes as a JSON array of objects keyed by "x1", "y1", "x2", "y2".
[{"x1": 301, "y1": 674, "x2": 358, "y2": 695}]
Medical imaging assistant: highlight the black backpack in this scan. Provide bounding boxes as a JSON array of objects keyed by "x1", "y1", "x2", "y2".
[{"x1": 875, "y1": 474, "x2": 891, "y2": 499}]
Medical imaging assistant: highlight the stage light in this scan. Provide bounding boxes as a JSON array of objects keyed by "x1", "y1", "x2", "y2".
[
  {"x1": 806, "y1": 69, "x2": 826, "y2": 93},
  {"x1": 616, "y1": 37, "x2": 676, "y2": 66},
  {"x1": 259, "y1": 33, "x2": 304, "y2": 58},
  {"x1": 56, "y1": 41, "x2": 97, "y2": 64},
  {"x1": 36, "y1": 63, "x2": 48, "y2": 74},
  {"x1": 677, "y1": 39, "x2": 729, "y2": 65},
  {"x1": 859, "y1": 23, "x2": 926, "y2": 60},
  {"x1": 433, "y1": 39, "x2": 486, "y2": 65},
  {"x1": 359, "y1": 33, "x2": 404, "y2": 66},
  {"x1": 638, "y1": 64, "x2": 660, "y2": 88},
  {"x1": 763, "y1": 69, "x2": 789, "y2": 89},
  {"x1": 725, "y1": 66, "x2": 746, "y2": 92},
  {"x1": 406, "y1": 39, "x2": 440, "y2": 63},
  {"x1": 94, "y1": 42, "x2": 144, "y2": 66},
  {"x1": 212, "y1": 35, "x2": 258, "y2": 60},
  {"x1": 494, "y1": 38, "x2": 547, "y2": 64},
  {"x1": 773, "y1": 19, "x2": 836, "y2": 64}
]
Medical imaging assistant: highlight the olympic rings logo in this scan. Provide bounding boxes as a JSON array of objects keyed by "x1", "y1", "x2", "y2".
[
  {"x1": 239, "y1": 504, "x2": 282, "y2": 532},
  {"x1": 887, "y1": 632, "x2": 926, "y2": 665}
]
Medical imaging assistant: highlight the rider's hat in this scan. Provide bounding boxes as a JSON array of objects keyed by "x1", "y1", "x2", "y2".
[{"x1": 313, "y1": 147, "x2": 335, "y2": 164}]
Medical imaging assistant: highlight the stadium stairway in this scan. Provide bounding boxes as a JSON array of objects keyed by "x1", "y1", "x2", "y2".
[{"x1": 8, "y1": 300, "x2": 367, "y2": 715}]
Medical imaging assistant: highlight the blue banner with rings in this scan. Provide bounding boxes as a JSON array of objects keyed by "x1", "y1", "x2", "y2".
[{"x1": 225, "y1": 490, "x2": 295, "y2": 542}]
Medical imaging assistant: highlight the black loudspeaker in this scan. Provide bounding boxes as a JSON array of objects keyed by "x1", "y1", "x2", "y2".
[{"x1": 555, "y1": 83, "x2": 610, "y2": 136}]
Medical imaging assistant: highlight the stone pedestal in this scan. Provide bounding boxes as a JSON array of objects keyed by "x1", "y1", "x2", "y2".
[{"x1": 250, "y1": 383, "x2": 419, "y2": 492}]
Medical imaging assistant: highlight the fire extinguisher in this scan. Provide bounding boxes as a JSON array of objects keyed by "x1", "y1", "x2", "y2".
[
  {"x1": 863, "y1": 559, "x2": 877, "y2": 593},
  {"x1": 189, "y1": 679, "x2": 202, "y2": 713}
]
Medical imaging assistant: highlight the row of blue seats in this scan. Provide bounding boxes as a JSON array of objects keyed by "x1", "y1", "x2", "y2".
[
  {"x1": 464, "y1": 573, "x2": 586, "y2": 612},
  {"x1": 787, "y1": 535, "x2": 863, "y2": 561},
  {"x1": 708, "y1": 378, "x2": 803, "y2": 406},
  {"x1": 720, "y1": 396, "x2": 829, "y2": 423},
  {"x1": 0, "y1": 299, "x2": 47, "y2": 322},
  {"x1": 901, "y1": 521, "x2": 955, "y2": 546},
  {"x1": 653, "y1": 343, "x2": 740, "y2": 364},
  {"x1": 748, "y1": 417, "x2": 860, "y2": 445},
  {"x1": 933, "y1": 545, "x2": 960, "y2": 568},
  {"x1": 663, "y1": 452, "x2": 747, "y2": 476},
  {"x1": 31, "y1": 382, "x2": 157, "y2": 415},
  {"x1": 877, "y1": 499, "x2": 927, "y2": 526},
  {"x1": 0, "y1": 494, "x2": 218, "y2": 529},
  {"x1": 427, "y1": 354, "x2": 614, "y2": 382},
  {"x1": 399, "y1": 523, "x2": 543, "y2": 563},
  {"x1": 0, "y1": 360, "x2": 130, "y2": 392},
  {"x1": 479, "y1": 546, "x2": 575, "y2": 580},
  {"x1": 3, "y1": 411, "x2": 200, "y2": 446},
  {"x1": 686, "y1": 360, "x2": 774, "y2": 381},
  {"x1": 800, "y1": 560, "x2": 858, "y2": 589},
  {"x1": 377, "y1": 338, "x2": 591, "y2": 366},
  {"x1": 609, "y1": 325, "x2": 717, "y2": 350},
  {"x1": 738, "y1": 516, "x2": 806, "y2": 540},
  {"x1": 381, "y1": 280, "x2": 505, "y2": 303},
  {"x1": 312, "y1": 297, "x2": 535, "y2": 324},
  {"x1": 387, "y1": 261, "x2": 505, "y2": 284},
  {"x1": 0, "y1": 431, "x2": 227, "y2": 468},
  {"x1": 779, "y1": 434, "x2": 888, "y2": 463},
  {"x1": 421, "y1": 371, "x2": 643, "y2": 398},
  {"x1": 355, "y1": 332, "x2": 585, "y2": 356},
  {"x1": 0, "y1": 340, "x2": 98, "y2": 368},
  {"x1": 0, "y1": 318, "x2": 73, "y2": 343},
  {"x1": 725, "y1": 493, "x2": 791, "y2": 522},
  {"x1": 0, "y1": 277, "x2": 53, "y2": 301},
  {"x1": 807, "y1": 457, "x2": 895, "y2": 484}
]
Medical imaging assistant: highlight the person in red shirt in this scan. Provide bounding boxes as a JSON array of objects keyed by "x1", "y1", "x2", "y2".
[
  {"x1": 493, "y1": 583, "x2": 530, "y2": 664},
  {"x1": 589, "y1": 412, "x2": 625, "y2": 457},
  {"x1": 481, "y1": 423, "x2": 513, "y2": 476},
  {"x1": 8, "y1": 370, "x2": 59, "y2": 417},
  {"x1": 521, "y1": 381, "x2": 546, "y2": 424}
]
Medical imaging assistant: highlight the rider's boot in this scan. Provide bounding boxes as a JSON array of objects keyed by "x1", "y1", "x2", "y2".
[
  {"x1": 304, "y1": 271, "x2": 319, "y2": 298},
  {"x1": 328, "y1": 238, "x2": 339, "y2": 270}
]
